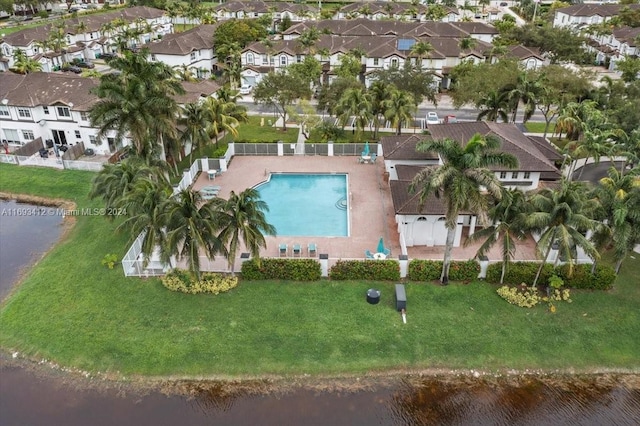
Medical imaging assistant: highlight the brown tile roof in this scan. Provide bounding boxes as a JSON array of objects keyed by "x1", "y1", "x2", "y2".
[
  {"x1": 556, "y1": 3, "x2": 640, "y2": 17},
  {"x1": 144, "y1": 24, "x2": 218, "y2": 55},
  {"x1": 175, "y1": 80, "x2": 221, "y2": 104},
  {"x1": 506, "y1": 45, "x2": 543, "y2": 60},
  {"x1": 394, "y1": 164, "x2": 426, "y2": 181},
  {"x1": 527, "y1": 136, "x2": 563, "y2": 161},
  {"x1": 613, "y1": 26, "x2": 640, "y2": 47},
  {"x1": 380, "y1": 134, "x2": 438, "y2": 160},
  {"x1": 1, "y1": 6, "x2": 166, "y2": 47},
  {"x1": 427, "y1": 122, "x2": 558, "y2": 173},
  {"x1": 214, "y1": 0, "x2": 316, "y2": 14},
  {"x1": 390, "y1": 179, "x2": 450, "y2": 215},
  {"x1": 0, "y1": 72, "x2": 99, "y2": 111},
  {"x1": 451, "y1": 22, "x2": 499, "y2": 35}
]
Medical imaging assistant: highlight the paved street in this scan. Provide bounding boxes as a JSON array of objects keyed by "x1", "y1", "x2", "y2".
[{"x1": 572, "y1": 161, "x2": 626, "y2": 184}]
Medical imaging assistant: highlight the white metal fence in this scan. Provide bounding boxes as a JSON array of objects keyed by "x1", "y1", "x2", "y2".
[
  {"x1": 122, "y1": 232, "x2": 168, "y2": 277},
  {"x1": 62, "y1": 160, "x2": 105, "y2": 172},
  {"x1": 0, "y1": 154, "x2": 18, "y2": 164}
]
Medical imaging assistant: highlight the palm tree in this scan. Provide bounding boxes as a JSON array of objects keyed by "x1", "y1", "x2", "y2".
[
  {"x1": 458, "y1": 37, "x2": 477, "y2": 53},
  {"x1": 464, "y1": 189, "x2": 529, "y2": 284},
  {"x1": 212, "y1": 188, "x2": 276, "y2": 274},
  {"x1": 297, "y1": 27, "x2": 320, "y2": 56},
  {"x1": 527, "y1": 179, "x2": 601, "y2": 287},
  {"x1": 203, "y1": 97, "x2": 243, "y2": 149},
  {"x1": 216, "y1": 85, "x2": 242, "y2": 104},
  {"x1": 410, "y1": 134, "x2": 519, "y2": 284},
  {"x1": 335, "y1": 87, "x2": 373, "y2": 141},
  {"x1": 556, "y1": 100, "x2": 603, "y2": 141},
  {"x1": 117, "y1": 175, "x2": 173, "y2": 267},
  {"x1": 384, "y1": 89, "x2": 416, "y2": 135},
  {"x1": 502, "y1": 71, "x2": 542, "y2": 123},
  {"x1": 409, "y1": 41, "x2": 434, "y2": 70},
  {"x1": 476, "y1": 90, "x2": 510, "y2": 122},
  {"x1": 368, "y1": 81, "x2": 393, "y2": 139},
  {"x1": 173, "y1": 64, "x2": 197, "y2": 82},
  {"x1": 11, "y1": 49, "x2": 42, "y2": 74},
  {"x1": 595, "y1": 166, "x2": 640, "y2": 273},
  {"x1": 569, "y1": 128, "x2": 615, "y2": 180},
  {"x1": 179, "y1": 102, "x2": 212, "y2": 163},
  {"x1": 75, "y1": 21, "x2": 89, "y2": 42},
  {"x1": 163, "y1": 189, "x2": 225, "y2": 280}
]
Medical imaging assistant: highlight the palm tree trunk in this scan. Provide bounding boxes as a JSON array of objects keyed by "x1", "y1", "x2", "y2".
[
  {"x1": 615, "y1": 258, "x2": 624, "y2": 274},
  {"x1": 441, "y1": 227, "x2": 456, "y2": 285},
  {"x1": 500, "y1": 261, "x2": 507, "y2": 284},
  {"x1": 533, "y1": 240, "x2": 554, "y2": 288}
]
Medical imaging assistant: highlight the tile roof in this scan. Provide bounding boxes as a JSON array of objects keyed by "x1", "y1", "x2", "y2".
[
  {"x1": 284, "y1": 19, "x2": 476, "y2": 38},
  {"x1": 144, "y1": 24, "x2": 218, "y2": 55},
  {"x1": 214, "y1": 0, "x2": 316, "y2": 14},
  {"x1": 427, "y1": 122, "x2": 559, "y2": 173},
  {"x1": 380, "y1": 134, "x2": 438, "y2": 160},
  {"x1": 556, "y1": 3, "x2": 640, "y2": 17},
  {"x1": 390, "y1": 178, "x2": 451, "y2": 215},
  {"x1": 1, "y1": 6, "x2": 166, "y2": 47},
  {"x1": 613, "y1": 26, "x2": 640, "y2": 47},
  {"x1": 506, "y1": 45, "x2": 543, "y2": 60},
  {"x1": 174, "y1": 80, "x2": 221, "y2": 104}
]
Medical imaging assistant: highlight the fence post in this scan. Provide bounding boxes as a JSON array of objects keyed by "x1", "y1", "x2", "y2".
[
  {"x1": 277, "y1": 140, "x2": 284, "y2": 156},
  {"x1": 327, "y1": 140, "x2": 334, "y2": 157},
  {"x1": 399, "y1": 254, "x2": 408, "y2": 278},
  {"x1": 319, "y1": 253, "x2": 329, "y2": 277}
]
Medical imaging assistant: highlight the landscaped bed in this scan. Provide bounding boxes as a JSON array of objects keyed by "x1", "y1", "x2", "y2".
[{"x1": 0, "y1": 164, "x2": 639, "y2": 378}]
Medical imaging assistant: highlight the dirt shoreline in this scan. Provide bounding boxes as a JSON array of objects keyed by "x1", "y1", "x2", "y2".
[{"x1": 2, "y1": 193, "x2": 639, "y2": 397}]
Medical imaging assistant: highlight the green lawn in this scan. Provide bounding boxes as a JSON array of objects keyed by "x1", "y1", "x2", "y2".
[
  {"x1": 307, "y1": 128, "x2": 396, "y2": 143},
  {"x1": 524, "y1": 122, "x2": 556, "y2": 134},
  {"x1": 219, "y1": 115, "x2": 299, "y2": 144},
  {"x1": 1, "y1": 164, "x2": 639, "y2": 377}
]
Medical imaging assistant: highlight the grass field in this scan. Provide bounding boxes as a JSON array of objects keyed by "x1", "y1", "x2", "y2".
[
  {"x1": 524, "y1": 122, "x2": 556, "y2": 134},
  {"x1": 1, "y1": 164, "x2": 639, "y2": 377}
]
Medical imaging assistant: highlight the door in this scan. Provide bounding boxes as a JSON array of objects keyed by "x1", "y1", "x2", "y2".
[{"x1": 52, "y1": 130, "x2": 67, "y2": 146}]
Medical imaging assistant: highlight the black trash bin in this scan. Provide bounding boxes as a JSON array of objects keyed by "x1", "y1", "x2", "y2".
[{"x1": 366, "y1": 288, "x2": 381, "y2": 305}]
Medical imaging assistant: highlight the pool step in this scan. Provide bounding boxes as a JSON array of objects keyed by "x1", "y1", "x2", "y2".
[{"x1": 335, "y1": 197, "x2": 347, "y2": 210}]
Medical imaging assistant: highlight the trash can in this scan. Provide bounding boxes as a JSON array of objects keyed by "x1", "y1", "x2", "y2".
[{"x1": 366, "y1": 288, "x2": 381, "y2": 305}]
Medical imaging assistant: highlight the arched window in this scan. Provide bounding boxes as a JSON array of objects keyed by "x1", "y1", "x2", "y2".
[
  {"x1": 391, "y1": 58, "x2": 398, "y2": 68},
  {"x1": 280, "y1": 55, "x2": 288, "y2": 66},
  {"x1": 417, "y1": 217, "x2": 427, "y2": 221},
  {"x1": 247, "y1": 53, "x2": 254, "y2": 65}
]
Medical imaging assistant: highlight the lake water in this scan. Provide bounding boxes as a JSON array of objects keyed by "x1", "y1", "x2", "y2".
[{"x1": 1, "y1": 201, "x2": 639, "y2": 425}]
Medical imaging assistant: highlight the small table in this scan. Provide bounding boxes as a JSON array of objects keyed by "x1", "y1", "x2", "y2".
[
  {"x1": 207, "y1": 170, "x2": 216, "y2": 180},
  {"x1": 373, "y1": 252, "x2": 387, "y2": 260},
  {"x1": 361, "y1": 155, "x2": 371, "y2": 163}
]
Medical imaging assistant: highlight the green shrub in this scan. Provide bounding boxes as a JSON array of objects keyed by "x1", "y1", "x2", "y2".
[
  {"x1": 329, "y1": 260, "x2": 400, "y2": 281},
  {"x1": 556, "y1": 263, "x2": 616, "y2": 290},
  {"x1": 407, "y1": 260, "x2": 442, "y2": 281},
  {"x1": 101, "y1": 253, "x2": 118, "y2": 269},
  {"x1": 38, "y1": 10, "x2": 49, "y2": 18},
  {"x1": 161, "y1": 270, "x2": 238, "y2": 295},
  {"x1": 448, "y1": 260, "x2": 480, "y2": 282},
  {"x1": 487, "y1": 262, "x2": 554, "y2": 286},
  {"x1": 241, "y1": 258, "x2": 321, "y2": 281}
]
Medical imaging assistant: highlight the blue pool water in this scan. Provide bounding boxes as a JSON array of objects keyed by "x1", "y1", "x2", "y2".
[{"x1": 255, "y1": 173, "x2": 348, "y2": 237}]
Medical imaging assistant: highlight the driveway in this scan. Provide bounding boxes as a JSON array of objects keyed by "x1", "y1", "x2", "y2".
[{"x1": 572, "y1": 161, "x2": 626, "y2": 184}]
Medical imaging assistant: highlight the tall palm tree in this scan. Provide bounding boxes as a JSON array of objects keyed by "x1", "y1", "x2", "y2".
[
  {"x1": 569, "y1": 128, "x2": 615, "y2": 180},
  {"x1": 502, "y1": 71, "x2": 542, "y2": 123},
  {"x1": 75, "y1": 21, "x2": 89, "y2": 42},
  {"x1": 212, "y1": 188, "x2": 276, "y2": 274},
  {"x1": 384, "y1": 89, "x2": 416, "y2": 135},
  {"x1": 297, "y1": 27, "x2": 320, "y2": 56},
  {"x1": 117, "y1": 175, "x2": 173, "y2": 267},
  {"x1": 11, "y1": 49, "x2": 42, "y2": 74},
  {"x1": 173, "y1": 64, "x2": 197, "y2": 82},
  {"x1": 163, "y1": 189, "x2": 225, "y2": 280},
  {"x1": 179, "y1": 102, "x2": 212, "y2": 163},
  {"x1": 595, "y1": 166, "x2": 640, "y2": 273},
  {"x1": 464, "y1": 189, "x2": 530, "y2": 284},
  {"x1": 527, "y1": 179, "x2": 601, "y2": 287},
  {"x1": 458, "y1": 36, "x2": 477, "y2": 53},
  {"x1": 476, "y1": 90, "x2": 510, "y2": 122},
  {"x1": 368, "y1": 81, "x2": 394, "y2": 139},
  {"x1": 556, "y1": 100, "x2": 603, "y2": 141},
  {"x1": 409, "y1": 41, "x2": 434, "y2": 70},
  {"x1": 203, "y1": 97, "x2": 244, "y2": 149},
  {"x1": 410, "y1": 134, "x2": 519, "y2": 284},
  {"x1": 335, "y1": 87, "x2": 373, "y2": 141}
]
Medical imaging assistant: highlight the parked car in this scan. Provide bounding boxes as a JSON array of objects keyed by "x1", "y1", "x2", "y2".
[
  {"x1": 76, "y1": 61, "x2": 95, "y2": 69},
  {"x1": 239, "y1": 85, "x2": 253, "y2": 95},
  {"x1": 62, "y1": 65, "x2": 82, "y2": 74},
  {"x1": 426, "y1": 112, "x2": 440, "y2": 126},
  {"x1": 499, "y1": 2, "x2": 508, "y2": 6},
  {"x1": 444, "y1": 115, "x2": 458, "y2": 124},
  {"x1": 99, "y1": 52, "x2": 117, "y2": 60}
]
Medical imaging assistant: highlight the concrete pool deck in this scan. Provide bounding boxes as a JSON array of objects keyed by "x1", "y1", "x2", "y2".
[{"x1": 191, "y1": 155, "x2": 540, "y2": 269}]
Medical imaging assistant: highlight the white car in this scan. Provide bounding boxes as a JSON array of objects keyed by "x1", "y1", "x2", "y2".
[
  {"x1": 426, "y1": 112, "x2": 440, "y2": 126},
  {"x1": 239, "y1": 85, "x2": 253, "y2": 95}
]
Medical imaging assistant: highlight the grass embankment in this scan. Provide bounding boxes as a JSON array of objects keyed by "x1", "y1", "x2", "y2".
[{"x1": 1, "y1": 163, "x2": 639, "y2": 377}]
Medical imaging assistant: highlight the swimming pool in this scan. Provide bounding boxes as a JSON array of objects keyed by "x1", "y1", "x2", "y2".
[{"x1": 255, "y1": 173, "x2": 349, "y2": 237}]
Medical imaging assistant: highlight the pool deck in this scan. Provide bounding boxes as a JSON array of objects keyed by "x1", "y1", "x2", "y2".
[{"x1": 192, "y1": 155, "x2": 539, "y2": 267}]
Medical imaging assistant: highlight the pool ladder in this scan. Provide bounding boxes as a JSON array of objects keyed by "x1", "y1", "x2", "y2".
[{"x1": 335, "y1": 197, "x2": 348, "y2": 210}]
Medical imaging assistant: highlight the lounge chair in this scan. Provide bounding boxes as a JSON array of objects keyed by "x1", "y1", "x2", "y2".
[
  {"x1": 292, "y1": 244, "x2": 301, "y2": 257},
  {"x1": 279, "y1": 243, "x2": 288, "y2": 257},
  {"x1": 202, "y1": 193, "x2": 217, "y2": 200},
  {"x1": 308, "y1": 243, "x2": 317, "y2": 257},
  {"x1": 383, "y1": 247, "x2": 391, "y2": 257},
  {"x1": 202, "y1": 185, "x2": 221, "y2": 192},
  {"x1": 370, "y1": 153, "x2": 377, "y2": 163},
  {"x1": 365, "y1": 250, "x2": 375, "y2": 259}
]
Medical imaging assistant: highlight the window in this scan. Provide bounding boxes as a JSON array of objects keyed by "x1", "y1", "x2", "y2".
[
  {"x1": 3, "y1": 129, "x2": 20, "y2": 144},
  {"x1": 75, "y1": 130, "x2": 81, "y2": 139},
  {"x1": 253, "y1": 12, "x2": 259, "y2": 17},
  {"x1": 270, "y1": 57, "x2": 274, "y2": 66},
  {"x1": 523, "y1": 171, "x2": 531, "y2": 179},
  {"x1": 80, "y1": 112, "x2": 89, "y2": 121},
  {"x1": 511, "y1": 172, "x2": 518, "y2": 179},
  {"x1": 22, "y1": 130, "x2": 35, "y2": 140},
  {"x1": 391, "y1": 58, "x2": 398, "y2": 67},
  {"x1": 262, "y1": 54, "x2": 268, "y2": 65},
  {"x1": 57, "y1": 107, "x2": 71, "y2": 118},
  {"x1": 18, "y1": 108, "x2": 31, "y2": 118},
  {"x1": 247, "y1": 53, "x2": 254, "y2": 65},
  {"x1": 151, "y1": 54, "x2": 156, "y2": 61},
  {"x1": 296, "y1": 54, "x2": 302, "y2": 63},
  {"x1": 190, "y1": 52, "x2": 196, "y2": 61},
  {"x1": 43, "y1": 106, "x2": 49, "y2": 115},
  {"x1": 499, "y1": 171, "x2": 507, "y2": 179},
  {"x1": 373, "y1": 58, "x2": 379, "y2": 66},
  {"x1": 0, "y1": 106, "x2": 9, "y2": 117},
  {"x1": 89, "y1": 135, "x2": 97, "y2": 145},
  {"x1": 280, "y1": 55, "x2": 287, "y2": 66}
]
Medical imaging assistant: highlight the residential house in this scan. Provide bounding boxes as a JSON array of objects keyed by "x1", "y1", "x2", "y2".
[
  {"x1": 0, "y1": 6, "x2": 172, "y2": 71},
  {"x1": 0, "y1": 72, "x2": 219, "y2": 156},
  {"x1": 553, "y1": 4, "x2": 640, "y2": 29},
  {"x1": 505, "y1": 45, "x2": 546, "y2": 70},
  {"x1": 382, "y1": 122, "x2": 561, "y2": 249},
  {"x1": 588, "y1": 26, "x2": 640, "y2": 70},
  {"x1": 145, "y1": 24, "x2": 219, "y2": 78},
  {"x1": 213, "y1": 0, "x2": 318, "y2": 23},
  {"x1": 334, "y1": 2, "x2": 459, "y2": 23}
]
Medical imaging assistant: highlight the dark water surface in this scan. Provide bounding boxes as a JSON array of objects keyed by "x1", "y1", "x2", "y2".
[{"x1": 1, "y1": 201, "x2": 639, "y2": 425}]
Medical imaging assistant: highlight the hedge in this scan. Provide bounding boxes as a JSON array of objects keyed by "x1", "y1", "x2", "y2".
[
  {"x1": 556, "y1": 263, "x2": 617, "y2": 290},
  {"x1": 161, "y1": 270, "x2": 238, "y2": 295},
  {"x1": 241, "y1": 258, "x2": 321, "y2": 281},
  {"x1": 486, "y1": 262, "x2": 616, "y2": 290},
  {"x1": 329, "y1": 260, "x2": 400, "y2": 281},
  {"x1": 407, "y1": 259, "x2": 479, "y2": 282},
  {"x1": 486, "y1": 262, "x2": 554, "y2": 286}
]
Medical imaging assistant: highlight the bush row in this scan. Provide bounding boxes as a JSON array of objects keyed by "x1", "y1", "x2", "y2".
[
  {"x1": 241, "y1": 258, "x2": 321, "y2": 281},
  {"x1": 329, "y1": 260, "x2": 400, "y2": 281},
  {"x1": 162, "y1": 270, "x2": 238, "y2": 295},
  {"x1": 486, "y1": 262, "x2": 616, "y2": 290},
  {"x1": 407, "y1": 260, "x2": 480, "y2": 282}
]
